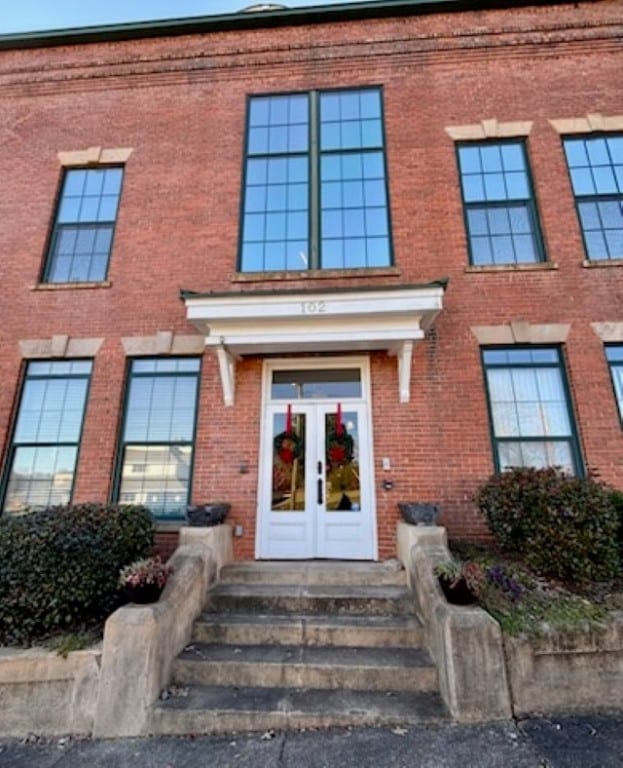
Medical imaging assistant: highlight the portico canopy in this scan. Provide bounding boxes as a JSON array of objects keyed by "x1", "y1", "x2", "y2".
[{"x1": 181, "y1": 281, "x2": 447, "y2": 406}]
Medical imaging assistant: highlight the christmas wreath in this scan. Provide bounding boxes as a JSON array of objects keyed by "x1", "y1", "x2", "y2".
[
  {"x1": 326, "y1": 430, "x2": 354, "y2": 466},
  {"x1": 274, "y1": 430, "x2": 303, "y2": 465}
]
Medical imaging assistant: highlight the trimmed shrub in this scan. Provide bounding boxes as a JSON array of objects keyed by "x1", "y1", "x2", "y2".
[
  {"x1": 475, "y1": 467, "x2": 620, "y2": 582},
  {"x1": 0, "y1": 503, "x2": 153, "y2": 645}
]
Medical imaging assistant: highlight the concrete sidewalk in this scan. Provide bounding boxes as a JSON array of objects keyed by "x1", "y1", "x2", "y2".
[{"x1": 1, "y1": 714, "x2": 622, "y2": 768}]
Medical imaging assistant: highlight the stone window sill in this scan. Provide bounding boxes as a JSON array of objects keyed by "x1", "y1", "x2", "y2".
[
  {"x1": 154, "y1": 521, "x2": 184, "y2": 533},
  {"x1": 582, "y1": 259, "x2": 623, "y2": 269},
  {"x1": 232, "y1": 267, "x2": 401, "y2": 283},
  {"x1": 465, "y1": 262, "x2": 558, "y2": 274},
  {"x1": 32, "y1": 281, "x2": 112, "y2": 291}
]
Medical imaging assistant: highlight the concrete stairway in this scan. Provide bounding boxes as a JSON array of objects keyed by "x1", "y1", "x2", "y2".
[{"x1": 148, "y1": 561, "x2": 448, "y2": 735}]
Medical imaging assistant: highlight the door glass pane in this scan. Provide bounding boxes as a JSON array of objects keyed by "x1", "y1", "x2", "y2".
[
  {"x1": 271, "y1": 368, "x2": 362, "y2": 399},
  {"x1": 271, "y1": 412, "x2": 306, "y2": 512},
  {"x1": 325, "y1": 410, "x2": 360, "y2": 512}
]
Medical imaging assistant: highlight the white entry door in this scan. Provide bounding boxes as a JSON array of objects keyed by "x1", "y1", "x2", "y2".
[{"x1": 258, "y1": 369, "x2": 376, "y2": 559}]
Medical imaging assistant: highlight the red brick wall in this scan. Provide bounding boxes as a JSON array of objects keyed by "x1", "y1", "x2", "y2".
[{"x1": 0, "y1": 1, "x2": 621, "y2": 559}]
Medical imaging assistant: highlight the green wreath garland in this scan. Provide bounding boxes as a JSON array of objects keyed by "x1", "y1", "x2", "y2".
[
  {"x1": 274, "y1": 430, "x2": 304, "y2": 464},
  {"x1": 326, "y1": 430, "x2": 354, "y2": 465}
]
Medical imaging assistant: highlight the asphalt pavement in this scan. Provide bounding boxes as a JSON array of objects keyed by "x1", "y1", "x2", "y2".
[{"x1": 1, "y1": 714, "x2": 622, "y2": 768}]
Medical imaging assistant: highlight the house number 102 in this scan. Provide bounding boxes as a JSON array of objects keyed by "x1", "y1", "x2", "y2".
[{"x1": 301, "y1": 301, "x2": 326, "y2": 314}]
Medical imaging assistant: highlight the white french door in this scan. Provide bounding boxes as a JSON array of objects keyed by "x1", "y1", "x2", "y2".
[{"x1": 257, "y1": 362, "x2": 376, "y2": 560}]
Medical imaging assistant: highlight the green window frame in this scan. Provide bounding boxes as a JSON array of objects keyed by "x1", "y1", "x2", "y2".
[
  {"x1": 457, "y1": 140, "x2": 545, "y2": 266},
  {"x1": 239, "y1": 87, "x2": 392, "y2": 272},
  {"x1": 606, "y1": 345, "x2": 623, "y2": 425},
  {"x1": 1, "y1": 360, "x2": 93, "y2": 514},
  {"x1": 116, "y1": 358, "x2": 200, "y2": 521},
  {"x1": 482, "y1": 347, "x2": 582, "y2": 475},
  {"x1": 44, "y1": 166, "x2": 124, "y2": 283},
  {"x1": 563, "y1": 134, "x2": 623, "y2": 261}
]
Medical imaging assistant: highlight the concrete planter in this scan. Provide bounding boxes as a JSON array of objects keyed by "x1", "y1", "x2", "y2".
[
  {"x1": 397, "y1": 522, "x2": 623, "y2": 723},
  {"x1": 124, "y1": 583, "x2": 164, "y2": 604},
  {"x1": 437, "y1": 575, "x2": 477, "y2": 606},
  {"x1": 398, "y1": 502, "x2": 439, "y2": 526},
  {"x1": 0, "y1": 646, "x2": 101, "y2": 738},
  {"x1": 185, "y1": 503, "x2": 230, "y2": 527}
]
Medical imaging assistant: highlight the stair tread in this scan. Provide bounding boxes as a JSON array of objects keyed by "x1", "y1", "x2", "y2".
[
  {"x1": 177, "y1": 642, "x2": 434, "y2": 668},
  {"x1": 219, "y1": 561, "x2": 407, "y2": 586},
  {"x1": 155, "y1": 683, "x2": 448, "y2": 720},
  {"x1": 196, "y1": 611, "x2": 422, "y2": 628},
  {"x1": 208, "y1": 584, "x2": 413, "y2": 599}
]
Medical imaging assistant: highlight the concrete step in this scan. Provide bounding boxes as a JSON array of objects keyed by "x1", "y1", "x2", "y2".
[
  {"x1": 218, "y1": 561, "x2": 407, "y2": 587},
  {"x1": 172, "y1": 643, "x2": 438, "y2": 692},
  {"x1": 205, "y1": 583, "x2": 416, "y2": 617},
  {"x1": 192, "y1": 611, "x2": 425, "y2": 648},
  {"x1": 149, "y1": 684, "x2": 449, "y2": 736}
]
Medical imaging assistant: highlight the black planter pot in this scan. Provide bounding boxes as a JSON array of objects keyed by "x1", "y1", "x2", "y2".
[
  {"x1": 438, "y1": 575, "x2": 476, "y2": 606},
  {"x1": 124, "y1": 583, "x2": 163, "y2": 604},
  {"x1": 186, "y1": 502, "x2": 231, "y2": 527},
  {"x1": 398, "y1": 502, "x2": 439, "y2": 526}
]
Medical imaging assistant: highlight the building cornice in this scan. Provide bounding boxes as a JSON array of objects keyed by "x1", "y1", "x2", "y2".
[{"x1": 0, "y1": 0, "x2": 593, "y2": 52}]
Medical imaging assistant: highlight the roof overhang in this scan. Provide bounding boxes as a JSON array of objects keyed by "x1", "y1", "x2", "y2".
[
  {"x1": 182, "y1": 282, "x2": 446, "y2": 406},
  {"x1": 0, "y1": 1, "x2": 574, "y2": 51}
]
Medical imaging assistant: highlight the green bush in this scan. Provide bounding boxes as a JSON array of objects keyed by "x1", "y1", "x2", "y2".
[
  {"x1": 475, "y1": 467, "x2": 620, "y2": 582},
  {"x1": 0, "y1": 503, "x2": 154, "y2": 645}
]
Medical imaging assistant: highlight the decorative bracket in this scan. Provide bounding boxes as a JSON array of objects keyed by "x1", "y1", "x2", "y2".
[
  {"x1": 215, "y1": 345, "x2": 237, "y2": 407},
  {"x1": 390, "y1": 340, "x2": 414, "y2": 403}
]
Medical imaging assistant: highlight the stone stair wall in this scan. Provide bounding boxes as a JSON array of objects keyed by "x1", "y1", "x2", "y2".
[{"x1": 148, "y1": 561, "x2": 449, "y2": 734}]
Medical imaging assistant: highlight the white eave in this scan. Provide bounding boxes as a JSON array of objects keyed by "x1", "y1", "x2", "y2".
[{"x1": 182, "y1": 283, "x2": 446, "y2": 406}]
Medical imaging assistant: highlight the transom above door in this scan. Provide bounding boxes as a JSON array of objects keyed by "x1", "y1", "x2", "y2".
[{"x1": 257, "y1": 358, "x2": 376, "y2": 560}]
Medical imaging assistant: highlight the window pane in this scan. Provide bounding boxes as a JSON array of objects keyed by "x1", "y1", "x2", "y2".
[
  {"x1": 609, "y1": 355, "x2": 623, "y2": 421},
  {"x1": 46, "y1": 169, "x2": 122, "y2": 283},
  {"x1": 585, "y1": 230, "x2": 608, "y2": 260},
  {"x1": 564, "y1": 139, "x2": 588, "y2": 167},
  {"x1": 272, "y1": 368, "x2": 361, "y2": 399},
  {"x1": 462, "y1": 175, "x2": 485, "y2": 202},
  {"x1": 4, "y1": 446, "x2": 78, "y2": 512},
  {"x1": 564, "y1": 135, "x2": 623, "y2": 261},
  {"x1": 119, "y1": 445, "x2": 192, "y2": 520},
  {"x1": 484, "y1": 349, "x2": 579, "y2": 474},
  {"x1": 458, "y1": 146, "x2": 481, "y2": 173},
  {"x1": 3, "y1": 362, "x2": 91, "y2": 514},
  {"x1": 250, "y1": 129, "x2": 270, "y2": 154},
  {"x1": 501, "y1": 143, "x2": 524, "y2": 171},
  {"x1": 119, "y1": 360, "x2": 199, "y2": 520},
  {"x1": 459, "y1": 141, "x2": 541, "y2": 265},
  {"x1": 63, "y1": 170, "x2": 87, "y2": 195},
  {"x1": 484, "y1": 173, "x2": 506, "y2": 200},
  {"x1": 593, "y1": 166, "x2": 617, "y2": 194},
  {"x1": 481, "y1": 145, "x2": 502, "y2": 172},
  {"x1": 606, "y1": 345, "x2": 623, "y2": 362},
  {"x1": 241, "y1": 88, "x2": 390, "y2": 272}
]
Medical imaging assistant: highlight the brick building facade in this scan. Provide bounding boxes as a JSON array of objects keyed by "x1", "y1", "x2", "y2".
[{"x1": 0, "y1": 0, "x2": 621, "y2": 561}]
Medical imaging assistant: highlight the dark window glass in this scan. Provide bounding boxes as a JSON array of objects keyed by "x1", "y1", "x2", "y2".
[
  {"x1": 240, "y1": 88, "x2": 391, "y2": 272},
  {"x1": 563, "y1": 135, "x2": 623, "y2": 261},
  {"x1": 117, "y1": 358, "x2": 200, "y2": 520},
  {"x1": 482, "y1": 347, "x2": 581, "y2": 475},
  {"x1": 457, "y1": 141, "x2": 544, "y2": 265},
  {"x1": 2, "y1": 361, "x2": 92, "y2": 513},
  {"x1": 45, "y1": 167, "x2": 124, "y2": 283},
  {"x1": 606, "y1": 345, "x2": 623, "y2": 424},
  {"x1": 271, "y1": 368, "x2": 362, "y2": 399}
]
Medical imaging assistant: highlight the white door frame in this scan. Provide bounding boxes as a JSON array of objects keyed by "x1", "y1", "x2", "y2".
[{"x1": 255, "y1": 356, "x2": 377, "y2": 560}]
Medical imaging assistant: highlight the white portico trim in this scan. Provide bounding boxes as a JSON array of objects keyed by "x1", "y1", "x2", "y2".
[{"x1": 181, "y1": 281, "x2": 446, "y2": 406}]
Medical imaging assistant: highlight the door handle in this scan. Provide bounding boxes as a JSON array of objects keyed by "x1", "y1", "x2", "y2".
[
  {"x1": 317, "y1": 477, "x2": 323, "y2": 505},
  {"x1": 317, "y1": 460, "x2": 322, "y2": 475}
]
